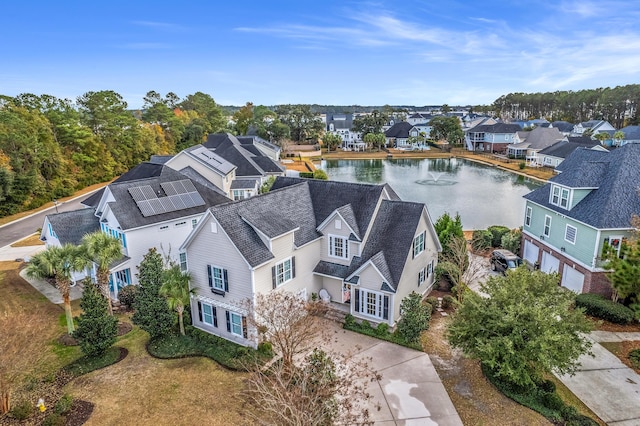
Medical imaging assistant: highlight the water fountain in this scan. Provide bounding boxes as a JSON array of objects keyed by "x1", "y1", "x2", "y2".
[{"x1": 415, "y1": 171, "x2": 457, "y2": 186}]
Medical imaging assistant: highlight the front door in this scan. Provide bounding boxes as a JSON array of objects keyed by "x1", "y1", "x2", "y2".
[{"x1": 342, "y1": 283, "x2": 351, "y2": 303}]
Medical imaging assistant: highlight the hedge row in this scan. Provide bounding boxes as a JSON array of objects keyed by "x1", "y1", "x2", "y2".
[{"x1": 575, "y1": 293, "x2": 635, "y2": 324}]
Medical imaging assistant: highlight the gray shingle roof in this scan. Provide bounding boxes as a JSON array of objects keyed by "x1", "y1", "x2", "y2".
[
  {"x1": 230, "y1": 179, "x2": 258, "y2": 190},
  {"x1": 519, "y1": 127, "x2": 563, "y2": 150},
  {"x1": 209, "y1": 182, "x2": 320, "y2": 267},
  {"x1": 203, "y1": 133, "x2": 283, "y2": 177},
  {"x1": 313, "y1": 261, "x2": 350, "y2": 278},
  {"x1": 108, "y1": 166, "x2": 230, "y2": 230},
  {"x1": 183, "y1": 145, "x2": 236, "y2": 175},
  {"x1": 345, "y1": 200, "x2": 425, "y2": 292},
  {"x1": 336, "y1": 204, "x2": 361, "y2": 239},
  {"x1": 538, "y1": 139, "x2": 601, "y2": 159},
  {"x1": 550, "y1": 121, "x2": 575, "y2": 133},
  {"x1": 177, "y1": 166, "x2": 228, "y2": 196},
  {"x1": 620, "y1": 126, "x2": 640, "y2": 140},
  {"x1": 47, "y1": 208, "x2": 100, "y2": 245},
  {"x1": 271, "y1": 177, "x2": 399, "y2": 234},
  {"x1": 524, "y1": 143, "x2": 640, "y2": 229},
  {"x1": 385, "y1": 122, "x2": 415, "y2": 138},
  {"x1": 467, "y1": 123, "x2": 521, "y2": 134}
]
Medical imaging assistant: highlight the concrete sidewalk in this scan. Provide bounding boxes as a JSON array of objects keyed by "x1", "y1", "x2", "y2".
[
  {"x1": 556, "y1": 332, "x2": 640, "y2": 425},
  {"x1": 325, "y1": 321, "x2": 463, "y2": 425},
  {"x1": 18, "y1": 268, "x2": 83, "y2": 304}
]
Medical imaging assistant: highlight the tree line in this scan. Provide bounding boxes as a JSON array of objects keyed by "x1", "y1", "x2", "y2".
[{"x1": 492, "y1": 84, "x2": 640, "y2": 127}]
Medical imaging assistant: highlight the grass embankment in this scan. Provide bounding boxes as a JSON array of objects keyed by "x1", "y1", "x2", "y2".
[{"x1": 1, "y1": 263, "x2": 254, "y2": 425}]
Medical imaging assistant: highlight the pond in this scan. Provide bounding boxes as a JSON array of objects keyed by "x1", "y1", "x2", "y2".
[{"x1": 318, "y1": 158, "x2": 543, "y2": 230}]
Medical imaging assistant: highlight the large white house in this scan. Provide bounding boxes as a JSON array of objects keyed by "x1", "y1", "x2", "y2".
[
  {"x1": 181, "y1": 177, "x2": 442, "y2": 348},
  {"x1": 41, "y1": 163, "x2": 230, "y2": 298}
]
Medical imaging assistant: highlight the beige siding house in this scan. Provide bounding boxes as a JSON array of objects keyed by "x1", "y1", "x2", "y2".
[{"x1": 182, "y1": 177, "x2": 442, "y2": 348}]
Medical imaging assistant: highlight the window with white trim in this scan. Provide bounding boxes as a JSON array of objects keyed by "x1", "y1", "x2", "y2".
[
  {"x1": 329, "y1": 235, "x2": 349, "y2": 259},
  {"x1": 544, "y1": 215, "x2": 552, "y2": 237},
  {"x1": 198, "y1": 302, "x2": 217, "y2": 327},
  {"x1": 525, "y1": 206, "x2": 532, "y2": 227},
  {"x1": 179, "y1": 252, "x2": 187, "y2": 272},
  {"x1": 232, "y1": 190, "x2": 248, "y2": 201},
  {"x1": 207, "y1": 265, "x2": 228, "y2": 292},
  {"x1": 191, "y1": 218, "x2": 198, "y2": 229},
  {"x1": 229, "y1": 312, "x2": 242, "y2": 336},
  {"x1": 550, "y1": 185, "x2": 570, "y2": 209},
  {"x1": 565, "y1": 225, "x2": 577, "y2": 244},
  {"x1": 413, "y1": 232, "x2": 425, "y2": 257},
  {"x1": 418, "y1": 268, "x2": 426, "y2": 286},
  {"x1": 275, "y1": 258, "x2": 293, "y2": 286}
]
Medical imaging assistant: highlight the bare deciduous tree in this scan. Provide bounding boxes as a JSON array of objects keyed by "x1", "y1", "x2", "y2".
[
  {"x1": 438, "y1": 235, "x2": 486, "y2": 302},
  {"x1": 0, "y1": 311, "x2": 52, "y2": 414},
  {"x1": 243, "y1": 291, "x2": 376, "y2": 425}
]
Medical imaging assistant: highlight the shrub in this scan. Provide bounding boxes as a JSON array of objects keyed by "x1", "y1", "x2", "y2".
[
  {"x1": 426, "y1": 296, "x2": 439, "y2": 310},
  {"x1": 396, "y1": 292, "x2": 431, "y2": 343},
  {"x1": 471, "y1": 230, "x2": 493, "y2": 252},
  {"x1": 117, "y1": 285, "x2": 138, "y2": 308},
  {"x1": 74, "y1": 281, "x2": 118, "y2": 357},
  {"x1": 54, "y1": 394, "x2": 74, "y2": 415},
  {"x1": 258, "y1": 341, "x2": 273, "y2": 355},
  {"x1": 629, "y1": 348, "x2": 640, "y2": 367},
  {"x1": 42, "y1": 413, "x2": 65, "y2": 426},
  {"x1": 519, "y1": 162, "x2": 526, "y2": 170},
  {"x1": 487, "y1": 225, "x2": 511, "y2": 247},
  {"x1": 299, "y1": 172, "x2": 314, "y2": 178},
  {"x1": 344, "y1": 314, "x2": 355, "y2": 327},
  {"x1": 312, "y1": 169, "x2": 328, "y2": 180},
  {"x1": 360, "y1": 320, "x2": 371, "y2": 329},
  {"x1": 9, "y1": 400, "x2": 33, "y2": 420},
  {"x1": 376, "y1": 322, "x2": 389, "y2": 336},
  {"x1": 575, "y1": 293, "x2": 635, "y2": 324},
  {"x1": 442, "y1": 295, "x2": 456, "y2": 309},
  {"x1": 501, "y1": 229, "x2": 522, "y2": 254}
]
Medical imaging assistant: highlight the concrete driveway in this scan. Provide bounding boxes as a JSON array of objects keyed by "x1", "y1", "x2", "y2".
[
  {"x1": 324, "y1": 321, "x2": 463, "y2": 425},
  {"x1": 556, "y1": 332, "x2": 640, "y2": 425}
]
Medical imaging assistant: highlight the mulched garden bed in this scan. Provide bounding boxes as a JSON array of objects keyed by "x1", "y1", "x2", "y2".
[
  {"x1": 65, "y1": 399, "x2": 95, "y2": 426},
  {"x1": 57, "y1": 322, "x2": 133, "y2": 347}
]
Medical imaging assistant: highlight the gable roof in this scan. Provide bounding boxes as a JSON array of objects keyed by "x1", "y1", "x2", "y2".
[
  {"x1": 524, "y1": 143, "x2": 640, "y2": 228},
  {"x1": 204, "y1": 133, "x2": 284, "y2": 177},
  {"x1": 106, "y1": 166, "x2": 230, "y2": 231},
  {"x1": 271, "y1": 176, "x2": 400, "y2": 236},
  {"x1": 468, "y1": 123, "x2": 521, "y2": 134},
  {"x1": 550, "y1": 121, "x2": 575, "y2": 133},
  {"x1": 620, "y1": 125, "x2": 640, "y2": 140},
  {"x1": 207, "y1": 182, "x2": 320, "y2": 267},
  {"x1": 181, "y1": 145, "x2": 236, "y2": 176},
  {"x1": 385, "y1": 122, "x2": 416, "y2": 138},
  {"x1": 81, "y1": 162, "x2": 165, "y2": 208},
  {"x1": 345, "y1": 200, "x2": 426, "y2": 292},
  {"x1": 46, "y1": 208, "x2": 100, "y2": 245},
  {"x1": 538, "y1": 139, "x2": 601, "y2": 159},
  {"x1": 511, "y1": 127, "x2": 563, "y2": 150}
]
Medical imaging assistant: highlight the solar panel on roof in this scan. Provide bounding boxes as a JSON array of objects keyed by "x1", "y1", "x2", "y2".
[
  {"x1": 158, "y1": 197, "x2": 175, "y2": 212},
  {"x1": 141, "y1": 185, "x2": 157, "y2": 200},
  {"x1": 182, "y1": 180, "x2": 197, "y2": 193},
  {"x1": 128, "y1": 187, "x2": 146, "y2": 202},
  {"x1": 137, "y1": 200, "x2": 155, "y2": 217},
  {"x1": 189, "y1": 192, "x2": 205, "y2": 206},
  {"x1": 148, "y1": 198, "x2": 165, "y2": 214}
]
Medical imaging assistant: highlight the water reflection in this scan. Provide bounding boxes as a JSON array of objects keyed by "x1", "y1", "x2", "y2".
[{"x1": 319, "y1": 158, "x2": 542, "y2": 229}]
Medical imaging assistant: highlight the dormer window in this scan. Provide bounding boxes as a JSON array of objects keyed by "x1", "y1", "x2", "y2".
[
  {"x1": 329, "y1": 235, "x2": 349, "y2": 259},
  {"x1": 550, "y1": 185, "x2": 570, "y2": 209}
]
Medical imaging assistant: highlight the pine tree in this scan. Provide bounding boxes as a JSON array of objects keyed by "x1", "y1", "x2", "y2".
[
  {"x1": 133, "y1": 248, "x2": 174, "y2": 338},
  {"x1": 74, "y1": 279, "x2": 118, "y2": 357}
]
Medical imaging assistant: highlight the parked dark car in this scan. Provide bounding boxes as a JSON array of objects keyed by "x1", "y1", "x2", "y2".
[{"x1": 490, "y1": 249, "x2": 523, "y2": 274}]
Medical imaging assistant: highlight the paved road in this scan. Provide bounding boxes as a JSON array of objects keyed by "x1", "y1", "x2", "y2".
[{"x1": 0, "y1": 189, "x2": 102, "y2": 247}]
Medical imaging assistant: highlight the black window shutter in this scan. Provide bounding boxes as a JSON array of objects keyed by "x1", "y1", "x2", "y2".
[
  {"x1": 418, "y1": 271, "x2": 421, "y2": 286},
  {"x1": 412, "y1": 238, "x2": 415, "y2": 259},
  {"x1": 225, "y1": 310, "x2": 231, "y2": 332},
  {"x1": 383, "y1": 295, "x2": 389, "y2": 320},
  {"x1": 354, "y1": 288, "x2": 360, "y2": 312},
  {"x1": 291, "y1": 257, "x2": 296, "y2": 279},
  {"x1": 271, "y1": 266, "x2": 276, "y2": 289},
  {"x1": 197, "y1": 301, "x2": 203, "y2": 322},
  {"x1": 207, "y1": 265, "x2": 213, "y2": 288},
  {"x1": 242, "y1": 316, "x2": 248, "y2": 339},
  {"x1": 223, "y1": 269, "x2": 229, "y2": 292},
  {"x1": 212, "y1": 307, "x2": 218, "y2": 328}
]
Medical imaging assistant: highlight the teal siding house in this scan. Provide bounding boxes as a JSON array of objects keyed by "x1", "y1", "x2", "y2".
[{"x1": 521, "y1": 143, "x2": 640, "y2": 296}]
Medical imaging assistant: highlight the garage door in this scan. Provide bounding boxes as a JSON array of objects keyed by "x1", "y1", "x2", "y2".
[
  {"x1": 562, "y1": 265, "x2": 585, "y2": 293},
  {"x1": 541, "y1": 252, "x2": 560, "y2": 274},
  {"x1": 523, "y1": 240, "x2": 539, "y2": 265}
]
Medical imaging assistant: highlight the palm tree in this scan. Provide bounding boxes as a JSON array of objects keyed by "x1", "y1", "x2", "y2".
[
  {"x1": 159, "y1": 265, "x2": 194, "y2": 335},
  {"x1": 82, "y1": 232, "x2": 123, "y2": 316},
  {"x1": 26, "y1": 244, "x2": 87, "y2": 334}
]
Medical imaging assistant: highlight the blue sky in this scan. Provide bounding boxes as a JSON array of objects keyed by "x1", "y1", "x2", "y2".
[{"x1": 2, "y1": 0, "x2": 640, "y2": 108}]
